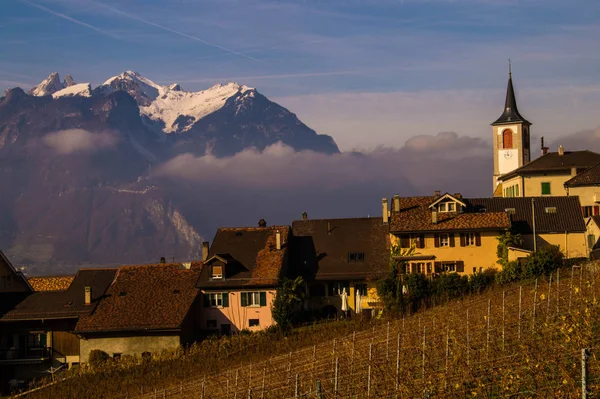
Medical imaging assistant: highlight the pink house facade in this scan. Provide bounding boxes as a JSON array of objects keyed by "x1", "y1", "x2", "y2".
[{"x1": 195, "y1": 224, "x2": 290, "y2": 334}]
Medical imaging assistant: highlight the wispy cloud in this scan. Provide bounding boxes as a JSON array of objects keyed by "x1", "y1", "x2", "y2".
[
  {"x1": 20, "y1": 0, "x2": 118, "y2": 39},
  {"x1": 84, "y1": 0, "x2": 263, "y2": 62}
]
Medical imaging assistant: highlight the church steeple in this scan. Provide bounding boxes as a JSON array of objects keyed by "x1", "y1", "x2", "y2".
[{"x1": 492, "y1": 62, "x2": 531, "y2": 126}]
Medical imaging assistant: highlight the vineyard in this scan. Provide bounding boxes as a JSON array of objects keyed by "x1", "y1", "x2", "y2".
[{"x1": 22, "y1": 262, "x2": 600, "y2": 398}]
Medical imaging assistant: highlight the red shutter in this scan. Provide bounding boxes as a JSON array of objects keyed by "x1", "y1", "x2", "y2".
[
  {"x1": 449, "y1": 233, "x2": 455, "y2": 247},
  {"x1": 582, "y1": 206, "x2": 586, "y2": 216},
  {"x1": 460, "y1": 233, "x2": 466, "y2": 247},
  {"x1": 475, "y1": 232, "x2": 481, "y2": 247},
  {"x1": 455, "y1": 261, "x2": 465, "y2": 273},
  {"x1": 434, "y1": 234, "x2": 440, "y2": 247},
  {"x1": 595, "y1": 206, "x2": 599, "y2": 216}
]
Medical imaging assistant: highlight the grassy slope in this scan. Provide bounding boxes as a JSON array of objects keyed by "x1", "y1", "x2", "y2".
[{"x1": 24, "y1": 262, "x2": 600, "y2": 398}]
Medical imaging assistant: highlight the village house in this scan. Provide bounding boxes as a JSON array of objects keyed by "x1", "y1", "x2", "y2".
[
  {"x1": 195, "y1": 224, "x2": 290, "y2": 333},
  {"x1": 0, "y1": 264, "x2": 116, "y2": 391},
  {"x1": 388, "y1": 193, "x2": 511, "y2": 275},
  {"x1": 74, "y1": 263, "x2": 201, "y2": 363},
  {"x1": 387, "y1": 193, "x2": 587, "y2": 275},
  {"x1": 291, "y1": 216, "x2": 389, "y2": 318}
]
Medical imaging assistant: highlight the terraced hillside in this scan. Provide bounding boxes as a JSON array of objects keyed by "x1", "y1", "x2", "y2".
[{"x1": 22, "y1": 262, "x2": 600, "y2": 398}]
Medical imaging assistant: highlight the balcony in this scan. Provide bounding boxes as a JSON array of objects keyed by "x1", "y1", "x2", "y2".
[{"x1": 0, "y1": 347, "x2": 51, "y2": 364}]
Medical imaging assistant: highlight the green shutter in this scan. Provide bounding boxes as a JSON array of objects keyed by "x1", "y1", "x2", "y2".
[
  {"x1": 259, "y1": 292, "x2": 267, "y2": 307},
  {"x1": 222, "y1": 292, "x2": 229, "y2": 307},
  {"x1": 541, "y1": 182, "x2": 551, "y2": 195},
  {"x1": 203, "y1": 293, "x2": 210, "y2": 307},
  {"x1": 241, "y1": 292, "x2": 248, "y2": 307}
]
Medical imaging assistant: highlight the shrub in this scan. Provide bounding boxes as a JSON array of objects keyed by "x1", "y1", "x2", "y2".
[
  {"x1": 88, "y1": 350, "x2": 110, "y2": 368},
  {"x1": 495, "y1": 261, "x2": 522, "y2": 285},
  {"x1": 432, "y1": 272, "x2": 469, "y2": 299},
  {"x1": 469, "y1": 269, "x2": 497, "y2": 293},
  {"x1": 496, "y1": 245, "x2": 564, "y2": 284},
  {"x1": 271, "y1": 277, "x2": 305, "y2": 330}
]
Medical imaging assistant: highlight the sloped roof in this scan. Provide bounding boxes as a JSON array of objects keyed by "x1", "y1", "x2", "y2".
[
  {"x1": 196, "y1": 226, "x2": 290, "y2": 289},
  {"x1": 565, "y1": 162, "x2": 600, "y2": 187},
  {"x1": 389, "y1": 196, "x2": 511, "y2": 233},
  {"x1": 1, "y1": 269, "x2": 117, "y2": 321},
  {"x1": 28, "y1": 276, "x2": 74, "y2": 292},
  {"x1": 291, "y1": 217, "x2": 390, "y2": 281},
  {"x1": 464, "y1": 197, "x2": 586, "y2": 234},
  {"x1": 75, "y1": 264, "x2": 201, "y2": 334},
  {"x1": 499, "y1": 151, "x2": 600, "y2": 181}
]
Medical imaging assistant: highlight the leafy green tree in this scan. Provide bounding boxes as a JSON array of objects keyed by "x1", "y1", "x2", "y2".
[
  {"x1": 497, "y1": 230, "x2": 523, "y2": 266},
  {"x1": 271, "y1": 276, "x2": 305, "y2": 330}
]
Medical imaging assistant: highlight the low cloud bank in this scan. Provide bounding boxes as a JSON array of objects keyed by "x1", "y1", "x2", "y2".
[{"x1": 43, "y1": 129, "x2": 118, "y2": 154}]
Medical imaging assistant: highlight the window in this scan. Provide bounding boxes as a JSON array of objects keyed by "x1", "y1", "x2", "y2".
[
  {"x1": 442, "y1": 262, "x2": 456, "y2": 272},
  {"x1": 438, "y1": 203, "x2": 446, "y2": 212},
  {"x1": 516, "y1": 184, "x2": 520, "y2": 196},
  {"x1": 438, "y1": 202, "x2": 456, "y2": 213},
  {"x1": 204, "y1": 292, "x2": 229, "y2": 308},
  {"x1": 545, "y1": 207, "x2": 557, "y2": 214},
  {"x1": 440, "y1": 233, "x2": 449, "y2": 247},
  {"x1": 354, "y1": 284, "x2": 367, "y2": 296},
  {"x1": 505, "y1": 208, "x2": 516, "y2": 214},
  {"x1": 502, "y1": 129, "x2": 513, "y2": 149},
  {"x1": 583, "y1": 206, "x2": 593, "y2": 217},
  {"x1": 465, "y1": 232, "x2": 476, "y2": 246},
  {"x1": 448, "y1": 203, "x2": 456, "y2": 212},
  {"x1": 348, "y1": 252, "x2": 365, "y2": 262},
  {"x1": 249, "y1": 319, "x2": 260, "y2": 327},
  {"x1": 206, "y1": 320, "x2": 217, "y2": 329},
  {"x1": 211, "y1": 265, "x2": 223, "y2": 279},
  {"x1": 329, "y1": 282, "x2": 350, "y2": 296},
  {"x1": 210, "y1": 293, "x2": 223, "y2": 307},
  {"x1": 241, "y1": 291, "x2": 266, "y2": 307},
  {"x1": 541, "y1": 182, "x2": 551, "y2": 195}
]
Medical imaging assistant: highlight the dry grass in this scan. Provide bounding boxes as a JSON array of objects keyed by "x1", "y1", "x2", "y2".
[{"x1": 21, "y1": 261, "x2": 600, "y2": 398}]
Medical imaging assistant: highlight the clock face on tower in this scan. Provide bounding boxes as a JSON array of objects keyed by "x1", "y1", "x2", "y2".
[{"x1": 504, "y1": 151, "x2": 513, "y2": 160}]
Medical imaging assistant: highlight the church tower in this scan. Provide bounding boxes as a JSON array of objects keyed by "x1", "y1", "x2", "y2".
[{"x1": 492, "y1": 64, "x2": 531, "y2": 190}]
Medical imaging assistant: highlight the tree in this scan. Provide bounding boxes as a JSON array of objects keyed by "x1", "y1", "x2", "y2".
[
  {"x1": 497, "y1": 230, "x2": 523, "y2": 266},
  {"x1": 271, "y1": 276, "x2": 305, "y2": 330}
]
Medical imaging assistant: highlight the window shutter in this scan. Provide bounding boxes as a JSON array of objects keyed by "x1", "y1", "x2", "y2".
[
  {"x1": 449, "y1": 234, "x2": 455, "y2": 247},
  {"x1": 419, "y1": 234, "x2": 425, "y2": 249},
  {"x1": 434, "y1": 262, "x2": 442, "y2": 273},
  {"x1": 582, "y1": 206, "x2": 586, "y2": 217},
  {"x1": 475, "y1": 232, "x2": 481, "y2": 247},
  {"x1": 455, "y1": 261, "x2": 464, "y2": 273},
  {"x1": 459, "y1": 233, "x2": 466, "y2": 247},
  {"x1": 400, "y1": 235, "x2": 410, "y2": 248},
  {"x1": 222, "y1": 292, "x2": 229, "y2": 308},
  {"x1": 259, "y1": 292, "x2": 267, "y2": 307},
  {"x1": 203, "y1": 293, "x2": 210, "y2": 308},
  {"x1": 39, "y1": 333, "x2": 47, "y2": 348},
  {"x1": 595, "y1": 206, "x2": 599, "y2": 216},
  {"x1": 241, "y1": 292, "x2": 248, "y2": 307},
  {"x1": 434, "y1": 234, "x2": 440, "y2": 248}
]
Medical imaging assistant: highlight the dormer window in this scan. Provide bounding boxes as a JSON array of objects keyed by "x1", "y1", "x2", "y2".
[
  {"x1": 438, "y1": 202, "x2": 456, "y2": 213},
  {"x1": 211, "y1": 265, "x2": 223, "y2": 279}
]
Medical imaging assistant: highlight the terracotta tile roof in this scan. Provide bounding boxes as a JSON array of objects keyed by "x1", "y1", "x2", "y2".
[
  {"x1": 499, "y1": 150, "x2": 600, "y2": 181},
  {"x1": 389, "y1": 196, "x2": 511, "y2": 233},
  {"x1": 28, "y1": 276, "x2": 74, "y2": 291},
  {"x1": 75, "y1": 264, "x2": 201, "y2": 333},
  {"x1": 291, "y1": 217, "x2": 390, "y2": 281},
  {"x1": 565, "y1": 162, "x2": 600, "y2": 187},
  {"x1": 1, "y1": 269, "x2": 117, "y2": 321},
  {"x1": 196, "y1": 226, "x2": 289, "y2": 289}
]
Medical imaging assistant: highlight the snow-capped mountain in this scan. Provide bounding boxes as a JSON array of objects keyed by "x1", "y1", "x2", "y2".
[
  {"x1": 96, "y1": 71, "x2": 253, "y2": 134},
  {"x1": 30, "y1": 72, "x2": 79, "y2": 96}
]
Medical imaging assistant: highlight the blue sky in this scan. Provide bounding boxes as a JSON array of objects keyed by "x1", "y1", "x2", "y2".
[{"x1": 2, "y1": 0, "x2": 600, "y2": 150}]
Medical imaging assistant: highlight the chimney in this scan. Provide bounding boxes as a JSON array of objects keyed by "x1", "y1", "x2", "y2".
[
  {"x1": 571, "y1": 166, "x2": 577, "y2": 177},
  {"x1": 202, "y1": 242, "x2": 209, "y2": 261},
  {"x1": 432, "y1": 210, "x2": 438, "y2": 224},
  {"x1": 302, "y1": 212, "x2": 308, "y2": 221},
  {"x1": 276, "y1": 231, "x2": 281, "y2": 250},
  {"x1": 393, "y1": 195, "x2": 400, "y2": 212},
  {"x1": 558, "y1": 145, "x2": 564, "y2": 156},
  {"x1": 258, "y1": 219, "x2": 267, "y2": 228},
  {"x1": 84, "y1": 286, "x2": 91, "y2": 305},
  {"x1": 327, "y1": 221, "x2": 332, "y2": 234},
  {"x1": 160, "y1": 257, "x2": 166, "y2": 264},
  {"x1": 434, "y1": 190, "x2": 441, "y2": 199},
  {"x1": 541, "y1": 137, "x2": 549, "y2": 156},
  {"x1": 382, "y1": 198, "x2": 389, "y2": 224},
  {"x1": 453, "y1": 193, "x2": 462, "y2": 199}
]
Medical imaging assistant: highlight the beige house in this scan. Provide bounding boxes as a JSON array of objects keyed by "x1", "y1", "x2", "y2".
[
  {"x1": 291, "y1": 217, "x2": 390, "y2": 318},
  {"x1": 497, "y1": 149, "x2": 600, "y2": 198},
  {"x1": 74, "y1": 263, "x2": 201, "y2": 363},
  {"x1": 564, "y1": 162, "x2": 600, "y2": 254},
  {"x1": 389, "y1": 193, "x2": 511, "y2": 275}
]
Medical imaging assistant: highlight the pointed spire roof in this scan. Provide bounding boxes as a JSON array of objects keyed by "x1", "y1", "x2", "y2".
[{"x1": 492, "y1": 63, "x2": 531, "y2": 126}]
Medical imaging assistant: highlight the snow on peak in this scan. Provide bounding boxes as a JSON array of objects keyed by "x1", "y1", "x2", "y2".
[
  {"x1": 52, "y1": 83, "x2": 92, "y2": 98},
  {"x1": 30, "y1": 72, "x2": 69, "y2": 96}
]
